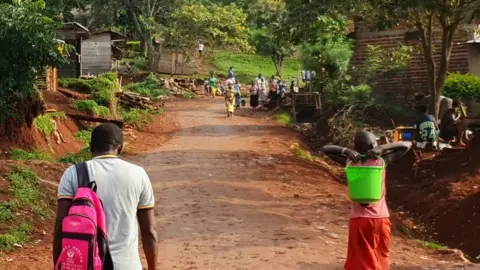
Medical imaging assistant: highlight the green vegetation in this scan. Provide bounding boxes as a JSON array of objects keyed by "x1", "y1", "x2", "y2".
[
  {"x1": 8, "y1": 168, "x2": 42, "y2": 207},
  {"x1": 212, "y1": 51, "x2": 301, "y2": 83},
  {"x1": 121, "y1": 108, "x2": 163, "y2": 128},
  {"x1": 74, "y1": 100, "x2": 111, "y2": 117},
  {"x1": 0, "y1": 167, "x2": 49, "y2": 247},
  {"x1": 183, "y1": 92, "x2": 196, "y2": 99},
  {"x1": 60, "y1": 148, "x2": 91, "y2": 164},
  {"x1": 121, "y1": 58, "x2": 149, "y2": 73},
  {"x1": 128, "y1": 73, "x2": 170, "y2": 98},
  {"x1": 274, "y1": 111, "x2": 293, "y2": 126},
  {"x1": 33, "y1": 112, "x2": 66, "y2": 137},
  {"x1": 419, "y1": 240, "x2": 445, "y2": 250},
  {"x1": 0, "y1": 223, "x2": 32, "y2": 251},
  {"x1": 10, "y1": 149, "x2": 53, "y2": 161},
  {"x1": 291, "y1": 143, "x2": 314, "y2": 162},
  {"x1": 59, "y1": 72, "x2": 118, "y2": 106},
  {"x1": 0, "y1": 203, "x2": 14, "y2": 221},
  {"x1": 74, "y1": 130, "x2": 92, "y2": 146},
  {"x1": 126, "y1": 41, "x2": 141, "y2": 52},
  {"x1": 443, "y1": 73, "x2": 480, "y2": 101},
  {"x1": 0, "y1": 1, "x2": 68, "y2": 125}
]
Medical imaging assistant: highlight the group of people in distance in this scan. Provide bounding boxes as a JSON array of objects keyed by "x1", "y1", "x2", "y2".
[
  {"x1": 249, "y1": 74, "x2": 287, "y2": 111},
  {"x1": 203, "y1": 68, "x2": 289, "y2": 117},
  {"x1": 414, "y1": 94, "x2": 480, "y2": 148}
]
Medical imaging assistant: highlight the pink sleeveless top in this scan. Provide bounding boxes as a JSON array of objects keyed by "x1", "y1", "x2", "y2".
[{"x1": 348, "y1": 158, "x2": 390, "y2": 219}]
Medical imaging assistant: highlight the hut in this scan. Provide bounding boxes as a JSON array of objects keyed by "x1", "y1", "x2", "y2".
[
  {"x1": 56, "y1": 22, "x2": 90, "y2": 78},
  {"x1": 82, "y1": 31, "x2": 127, "y2": 76}
]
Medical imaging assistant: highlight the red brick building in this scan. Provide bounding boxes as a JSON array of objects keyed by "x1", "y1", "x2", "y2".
[{"x1": 352, "y1": 21, "x2": 477, "y2": 99}]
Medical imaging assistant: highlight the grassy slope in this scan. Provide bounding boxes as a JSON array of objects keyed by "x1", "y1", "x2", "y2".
[{"x1": 206, "y1": 51, "x2": 302, "y2": 84}]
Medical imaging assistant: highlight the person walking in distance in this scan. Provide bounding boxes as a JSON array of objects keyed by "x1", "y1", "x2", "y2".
[
  {"x1": 198, "y1": 41, "x2": 204, "y2": 58},
  {"x1": 54, "y1": 123, "x2": 158, "y2": 270}
]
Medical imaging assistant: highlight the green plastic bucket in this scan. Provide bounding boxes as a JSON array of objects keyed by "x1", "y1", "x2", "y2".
[{"x1": 345, "y1": 158, "x2": 384, "y2": 204}]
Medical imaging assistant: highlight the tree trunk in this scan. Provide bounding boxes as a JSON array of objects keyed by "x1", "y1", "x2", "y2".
[
  {"x1": 125, "y1": 0, "x2": 152, "y2": 69},
  {"x1": 146, "y1": 39, "x2": 155, "y2": 70},
  {"x1": 434, "y1": 23, "x2": 458, "y2": 119},
  {"x1": 271, "y1": 54, "x2": 284, "y2": 77},
  {"x1": 416, "y1": 17, "x2": 438, "y2": 119}
]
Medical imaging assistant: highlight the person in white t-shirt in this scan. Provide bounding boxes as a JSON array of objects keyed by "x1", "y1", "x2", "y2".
[
  {"x1": 198, "y1": 41, "x2": 204, "y2": 58},
  {"x1": 54, "y1": 123, "x2": 158, "y2": 270}
]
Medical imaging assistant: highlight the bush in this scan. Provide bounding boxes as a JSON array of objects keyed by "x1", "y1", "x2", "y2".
[
  {"x1": 33, "y1": 112, "x2": 66, "y2": 136},
  {"x1": 127, "y1": 41, "x2": 142, "y2": 52},
  {"x1": 183, "y1": 92, "x2": 196, "y2": 99},
  {"x1": 97, "y1": 72, "x2": 118, "y2": 83},
  {"x1": 0, "y1": 223, "x2": 32, "y2": 251},
  {"x1": 128, "y1": 73, "x2": 170, "y2": 98},
  {"x1": 60, "y1": 148, "x2": 91, "y2": 164},
  {"x1": 8, "y1": 168, "x2": 39, "y2": 207},
  {"x1": 10, "y1": 149, "x2": 53, "y2": 161},
  {"x1": 59, "y1": 72, "x2": 118, "y2": 106},
  {"x1": 74, "y1": 130, "x2": 92, "y2": 146},
  {"x1": 121, "y1": 108, "x2": 163, "y2": 128},
  {"x1": 274, "y1": 111, "x2": 293, "y2": 126},
  {"x1": 443, "y1": 73, "x2": 480, "y2": 101},
  {"x1": 74, "y1": 100, "x2": 111, "y2": 117}
]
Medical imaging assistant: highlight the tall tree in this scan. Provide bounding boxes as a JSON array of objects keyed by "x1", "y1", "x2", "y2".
[
  {"x1": 164, "y1": 2, "x2": 251, "y2": 53},
  {"x1": 360, "y1": 0, "x2": 480, "y2": 119},
  {"x1": 0, "y1": 0, "x2": 68, "y2": 134},
  {"x1": 247, "y1": 0, "x2": 296, "y2": 76},
  {"x1": 122, "y1": 0, "x2": 170, "y2": 69}
]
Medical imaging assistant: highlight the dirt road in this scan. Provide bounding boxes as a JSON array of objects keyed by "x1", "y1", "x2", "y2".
[
  {"x1": 135, "y1": 98, "x2": 470, "y2": 270},
  {"x1": 1, "y1": 98, "x2": 472, "y2": 269}
]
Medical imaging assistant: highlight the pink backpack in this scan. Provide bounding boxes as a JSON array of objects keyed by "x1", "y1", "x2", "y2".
[{"x1": 55, "y1": 163, "x2": 113, "y2": 270}]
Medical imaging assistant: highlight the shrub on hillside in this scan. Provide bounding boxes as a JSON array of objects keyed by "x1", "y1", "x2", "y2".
[
  {"x1": 74, "y1": 100, "x2": 110, "y2": 117},
  {"x1": 10, "y1": 149, "x2": 53, "y2": 161},
  {"x1": 59, "y1": 73, "x2": 118, "y2": 106},
  {"x1": 60, "y1": 148, "x2": 91, "y2": 164},
  {"x1": 443, "y1": 73, "x2": 480, "y2": 101},
  {"x1": 128, "y1": 73, "x2": 170, "y2": 98},
  {"x1": 74, "y1": 130, "x2": 92, "y2": 146},
  {"x1": 33, "y1": 112, "x2": 66, "y2": 136},
  {"x1": 121, "y1": 108, "x2": 163, "y2": 128}
]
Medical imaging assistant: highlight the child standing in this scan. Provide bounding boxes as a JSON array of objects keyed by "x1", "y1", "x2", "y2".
[{"x1": 321, "y1": 131, "x2": 412, "y2": 270}]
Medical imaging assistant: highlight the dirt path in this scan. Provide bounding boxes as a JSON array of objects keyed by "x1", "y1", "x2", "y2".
[
  {"x1": 134, "y1": 98, "x2": 471, "y2": 270},
  {"x1": 1, "y1": 98, "x2": 473, "y2": 269}
]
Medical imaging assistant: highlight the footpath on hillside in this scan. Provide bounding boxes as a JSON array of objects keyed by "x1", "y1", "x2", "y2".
[{"x1": 1, "y1": 97, "x2": 474, "y2": 269}]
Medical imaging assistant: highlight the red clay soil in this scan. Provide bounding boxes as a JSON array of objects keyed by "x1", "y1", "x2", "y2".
[
  {"x1": 1, "y1": 97, "x2": 475, "y2": 269},
  {"x1": 387, "y1": 139, "x2": 480, "y2": 261},
  {"x1": 0, "y1": 160, "x2": 68, "y2": 266}
]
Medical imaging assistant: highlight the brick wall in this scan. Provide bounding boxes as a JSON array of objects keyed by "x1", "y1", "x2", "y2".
[{"x1": 352, "y1": 22, "x2": 474, "y2": 99}]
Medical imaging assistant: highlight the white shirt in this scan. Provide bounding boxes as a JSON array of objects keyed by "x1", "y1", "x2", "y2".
[
  {"x1": 58, "y1": 156, "x2": 155, "y2": 270},
  {"x1": 198, "y1": 44, "x2": 204, "y2": 51}
]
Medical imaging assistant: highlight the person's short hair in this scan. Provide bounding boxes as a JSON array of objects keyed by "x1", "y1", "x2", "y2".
[
  {"x1": 354, "y1": 131, "x2": 378, "y2": 154},
  {"x1": 417, "y1": 105, "x2": 428, "y2": 113},
  {"x1": 91, "y1": 123, "x2": 124, "y2": 154}
]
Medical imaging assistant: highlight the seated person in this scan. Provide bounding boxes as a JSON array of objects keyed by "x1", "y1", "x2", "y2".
[
  {"x1": 414, "y1": 105, "x2": 439, "y2": 144},
  {"x1": 440, "y1": 100, "x2": 466, "y2": 147}
]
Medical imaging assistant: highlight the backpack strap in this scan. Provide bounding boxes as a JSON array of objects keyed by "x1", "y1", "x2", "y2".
[{"x1": 75, "y1": 162, "x2": 97, "y2": 192}]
